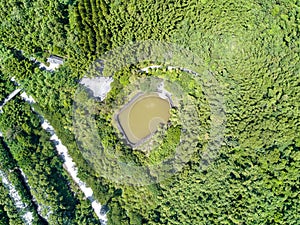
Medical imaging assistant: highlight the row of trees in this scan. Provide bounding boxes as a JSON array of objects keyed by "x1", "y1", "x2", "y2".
[
  {"x1": 0, "y1": 96, "x2": 102, "y2": 224},
  {"x1": 1, "y1": 68, "x2": 45, "y2": 224},
  {"x1": 70, "y1": 0, "x2": 111, "y2": 56},
  {"x1": 0, "y1": 137, "x2": 47, "y2": 224},
  {"x1": 0, "y1": 180, "x2": 24, "y2": 225},
  {"x1": 0, "y1": 62, "x2": 102, "y2": 224}
]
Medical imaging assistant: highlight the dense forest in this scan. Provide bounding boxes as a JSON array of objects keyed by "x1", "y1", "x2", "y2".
[
  {"x1": 0, "y1": 64, "x2": 101, "y2": 223},
  {"x1": 0, "y1": 0, "x2": 299, "y2": 224}
]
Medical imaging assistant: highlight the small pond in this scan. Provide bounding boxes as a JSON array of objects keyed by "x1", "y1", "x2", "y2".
[{"x1": 116, "y1": 93, "x2": 171, "y2": 146}]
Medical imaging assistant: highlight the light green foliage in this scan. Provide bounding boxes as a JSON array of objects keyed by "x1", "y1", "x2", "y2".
[
  {"x1": 0, "y1": 138, "x2": 46, "y2": 225},
  {"x1": 0, "y1": 0, "x2": 70, "y2": 57},
  {"x1": 0, "y1": 0, "x2": 299, "y2": 224}
]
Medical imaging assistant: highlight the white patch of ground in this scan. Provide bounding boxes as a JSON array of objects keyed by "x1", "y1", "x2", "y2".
[
  {"x1": 39, "y1": 57, "x2": 63, "y2": 71},
  {"x1": 29, "y1": 56, "x2": 63, "y2": 71},
  {"x1": 0, "y1": 170, "x2": 34, "y2": 225},
  {"x1": 140, "y1": 65, "x2": 162, "y2": 73},
  {"x1": 23, "y1": 212, "x2": 34, "y2": 224},
  {"x1": 157, "y1": 81, "x2": 173, "y2": 100},
  {"x1": 80, "y1": 76, "x2": 113, "y2": 101},
  {"x1": 38, "y1": 62, "x2": 60, "y2": 71},
  {"x1": 20, "y1": 92, "x2": 36, "y2": 104}
]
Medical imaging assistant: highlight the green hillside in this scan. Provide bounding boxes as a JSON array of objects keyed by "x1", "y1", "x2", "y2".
[{"x1": 0, "y1": 0, "x2": 299, "y2": 224}]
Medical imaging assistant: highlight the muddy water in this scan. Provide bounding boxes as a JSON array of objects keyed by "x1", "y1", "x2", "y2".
[{"x1": 117, "y1": 93, "x2": 171, "y2": 144}]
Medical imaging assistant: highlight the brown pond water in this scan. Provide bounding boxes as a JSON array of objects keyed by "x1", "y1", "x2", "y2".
[{"x1": 117, "y1": 93, "x2": 171, "y2": 145}]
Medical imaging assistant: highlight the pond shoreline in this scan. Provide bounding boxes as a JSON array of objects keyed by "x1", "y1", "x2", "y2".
[{"x1": 115, "y1": 91, "x2": 173, "y2": 148}]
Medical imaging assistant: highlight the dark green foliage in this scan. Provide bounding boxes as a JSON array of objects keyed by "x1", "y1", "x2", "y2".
[
  {"x1": 0, "y1": 96, "x2": 100, "y2": 224},
  {"x1": 0, "y1": 202, "x2": 10, "y2": 225},
  {"x1": 0, "y1": 0, "x2": 70, "y2": 57},
  {"x1": 0, "y1": 138, "x2": 46, "y2": 225},
  {"x1": 0, "y1": 0, "x2": 299, "y2": 224},
  {"x1": 154, "y1": 143, "x2": 300, "y2": 224},
  {"x1": 0, "y1": 75, "x2": 15, "y2": 104},
  {"x1": 0, "y1": 182, "x2": 23, "y2": 225},
  {"x1": 0, "y1": 97, "x2": 75, "y2": 223}
]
